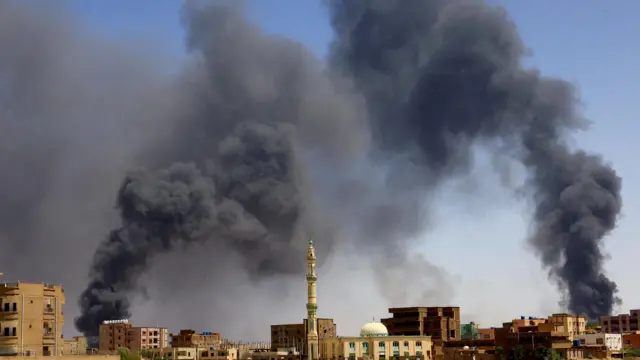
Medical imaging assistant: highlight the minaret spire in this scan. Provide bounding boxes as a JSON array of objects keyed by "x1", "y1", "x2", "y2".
[{"x1": 306, "y1": 236, "x2": 319, "y2": 360}]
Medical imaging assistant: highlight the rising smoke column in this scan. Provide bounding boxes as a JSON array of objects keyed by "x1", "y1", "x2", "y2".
[
  {"x1": 326, "y1": 0, "x2": 621, "y2": 319},
  {"x1": 75, "y1": 1, "x2": 371, "y2": 336}
]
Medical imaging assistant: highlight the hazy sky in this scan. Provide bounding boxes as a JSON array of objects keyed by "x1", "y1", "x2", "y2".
[{"x1": 59, "y1": 0, "x2": 640, "y2": 336}]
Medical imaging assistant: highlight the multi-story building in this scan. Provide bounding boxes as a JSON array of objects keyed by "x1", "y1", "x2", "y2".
[
  {"x1": 548, "y1": 313, "x2": 587, "y2": 340},
  {"x1": 99, "y1": 319, "x2": 132, "y2": 352},
  {"x1": 0, "y1": 281, "x2": 65, "y2": 356},
  {"x1": 601, "y1": 309, "x2": 640, "y2": 333},
  {"x1": 494, "y1": 322, "x2": 573, "y2": 358},
  {"x1": 99, "y1": 320, "x2": 168, "y2": 353},
  {"x1": 127, "y1": 326, "x2": 168, "y2": 351},
  {"x1": 381, "y1": 306, "x2": 461, "y2": 341},
  {"x1": 170, "y1": 329, "x2": 220, "y2": 348}
]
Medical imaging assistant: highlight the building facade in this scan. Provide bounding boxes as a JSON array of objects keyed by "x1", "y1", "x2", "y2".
[
  {"x1": 320, "y1": 323, "x2": 432, "y2": 360},
  {"x1": 127, "y1": 326, "x2": 168, "y2": 351},
  {"x1": 576, "y1": 333, "x2": 622, "y2": 351},
  {"x1": 601, "y1": 309, "x2": 640, "y2": 333},
  {"x1": 548, "y1": 313, "x2": 587, "y2": 340},
  {"x1": 171, "y1": 330, "x2": 221, "y2": 348},
  {"x1": 381, "y1": 307, "x2": 460, "y2": 341},
  {"x1": 271, "y1": 319, "x2": 336, "y2": 353},
  {"x1": 63, "y1": 336, "x2": 88, "y2": 355},
  {"x1": 99, "y1": 320, "x2": 168, "y2": 353},
  {"x1": 0, "y1": 281, "x2": 65, "y2": 356}
]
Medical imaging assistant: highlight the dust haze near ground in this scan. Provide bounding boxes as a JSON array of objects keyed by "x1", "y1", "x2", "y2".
[{"x1": 0, "y1": 0, "x2": 621, "y2": 339}]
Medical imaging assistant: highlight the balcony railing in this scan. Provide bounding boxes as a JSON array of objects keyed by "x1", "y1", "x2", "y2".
[{"x1": 44, "y1": 306, "x2": 55, "y2": 313}]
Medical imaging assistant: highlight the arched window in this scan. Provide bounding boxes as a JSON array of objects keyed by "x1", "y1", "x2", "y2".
[
  {"x1": 404, "y1": 341, "x2": 409, "y2": 348},
  {"x1": 362, "y1": 342, "x2": 369, "y2": 354}
]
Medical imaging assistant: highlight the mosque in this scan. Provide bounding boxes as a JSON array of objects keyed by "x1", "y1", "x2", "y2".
[{"x1": 303, "y1": 239, "x2": 433, "y2": 360}]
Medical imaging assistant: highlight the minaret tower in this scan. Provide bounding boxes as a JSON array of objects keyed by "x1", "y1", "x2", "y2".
[{"x1": 306, "y1": 238, "x2": 319, "y2": 360}]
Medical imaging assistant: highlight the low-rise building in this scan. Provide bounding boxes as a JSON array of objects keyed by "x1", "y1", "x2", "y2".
[
  {"x1": 319, "y1": 322, "x2": 433, "y2": 360},
  {"x1": 576, "y1": 333, "x2": 622, "y2": 351},
  {"x1": 171, "y1": 330, "x2": 221, "y2": 348},
  {"x1": 623, "y1": 333, "x2": 640, "y2": 349},
  {"x1": 270, "y1": 319, "x2": 336, "y2": 355},
  {"x1": 63, "y1": 336, "x2": 87, "y2": 355}
]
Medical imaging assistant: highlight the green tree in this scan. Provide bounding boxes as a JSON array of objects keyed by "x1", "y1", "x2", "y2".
[
  {"x1": 510, "y1": 345, "x2": 524, "y2": 360},
  {"x1": 118, "y1": 347, "x2": 141, "y2": 360}
]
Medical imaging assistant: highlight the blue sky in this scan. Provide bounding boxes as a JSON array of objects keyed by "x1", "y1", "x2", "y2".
[{"x1": 63, "y1": 0, "x2": 640, "y2": 333}]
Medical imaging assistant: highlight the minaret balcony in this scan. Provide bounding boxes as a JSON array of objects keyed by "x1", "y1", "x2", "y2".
[
  {"x1": 306, "y1": 303, "x2": 318, "y2": 310},
  {"x1": 306, "y1": 275, "x2": 317, "y2": 281}
]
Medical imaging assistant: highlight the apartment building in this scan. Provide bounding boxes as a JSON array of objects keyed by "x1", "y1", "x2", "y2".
[
  {"x1": 0, "y1": 281, "x2": 65, "y2": 356},
  {"x1": 601, "y1": 309, "x2": 640, "y2": 333},
  {"x1": 99, "y1": 320, "x2": 168, "y2": 353},
  {"x1": 381, "y1": 307, "x2": 461, "y2": 341},
  {"x1": 127, "y1": 327, "x2": 168, "y2": 351},
  {"x1": 170, "y1": 329, "x2": 221, "y2": 348},
  {"x1": 548, "y1": 313, "x2": 587, "y2": 340}
]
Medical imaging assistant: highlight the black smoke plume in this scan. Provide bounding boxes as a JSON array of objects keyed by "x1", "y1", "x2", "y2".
[{"x1": 326, "y1": 0, "x2": 621, "y2": 319}]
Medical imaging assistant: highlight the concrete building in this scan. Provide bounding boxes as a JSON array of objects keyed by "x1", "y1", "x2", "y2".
[
  {"x1": 381, "y1": 306, "x2": 461, "y2": 341},
  {"x1": 63, "y1": 336, "x2": 87, "y2": 355},
  {"x1": 171, "y1": 330, "x2": 221, "y2": 348},
  {"x1": 127, "y1": 326, "x2": 168, "y2": 351},
  {"x1": 575, "y1": 333, "x2": 622, "y2": 351},
  {"x1": 319, "y1": 322, "x2": 433, "y2": 360},
  {"x1": 548, "y1": 313, "x2": 587, "y2": 340},
  {"x1": 494, "y1": 322, "x2": 573, "y2": 359},
  {"x1": 98, "y1": 320, "x2": 168, "y2": 353},
  {"x1": 0, "y1": 280, "x2": 65, "y2": 356},
  {"x1": 601, "y1": 309, "x2": 640, "y2": 333},
  {"x1": 271, "y1": 319, "x2": 336, "y2": 353},
  {"x1": 623, "y1": 333, "x2": 640, "y2": 349}
]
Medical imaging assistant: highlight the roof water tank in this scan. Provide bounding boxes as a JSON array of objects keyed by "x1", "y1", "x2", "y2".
[{"x1": 521, "y1": 316, "x2": 525, "y2": 320}]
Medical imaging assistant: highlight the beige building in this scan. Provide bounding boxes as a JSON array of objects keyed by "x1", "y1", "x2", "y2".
[
  {"x1": 98, "y1": 320, "x2": 167, "y2": 353},
  {"x1": 0, "y1": 281, "x2": 65, "y2": 356},
  {"x1": 601, "y1": 309, "x2": 640, "y2": 333},
  {"x1": 127, "y1": 327, "x2": 168, "y2": 351},
  {"x1": 548, "y1": 313, "x2": 586, "y2": 340},
  {"x1": 63, "y1": 336, "x2": 88, "y2": 355},
  {"x1": 151, "y1": 346, "x2": 239, "y2": 360},
  {"x1": 320, "y1": 322, "x2": 432, "y2": 360},
  {"x1": 170, "y1": 330, "x2": 221, "y2": 348}
]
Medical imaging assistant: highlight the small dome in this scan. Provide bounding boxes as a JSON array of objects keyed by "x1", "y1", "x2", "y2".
[{"x1": 360, "y1": 322, "x2": 389, "y2": 337}]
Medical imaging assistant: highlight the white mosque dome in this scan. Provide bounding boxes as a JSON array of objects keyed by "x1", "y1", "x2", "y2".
[{"x1": 359, "y1": 322, "x2": 389, "y2": 337}]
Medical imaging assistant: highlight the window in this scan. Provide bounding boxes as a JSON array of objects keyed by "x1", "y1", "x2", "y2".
[
  {"x1": 12, "y1": 303, "x2": 17, "y2": 312},
  {"x1": 416, "y1": 341, "x2": 422, "y2": 350},
  {"x1": 349, "y1": 342, "x2": 356, "y2": 353},
  {"x1": 12, "y1": 327, "x2": 16, "y2": 336},
  {"x1": 3, "y1": 328, "x2": 8, "y2": 336},
  {"x1": 362, "y1": 342, "x2": 369, "y2": 354},
  {"x1": 403, "y1": 341, "x2": 409, "y2": 350},
  {"x1": 3, "y1": 303, "x2": 8, "y2": 312},
  {"x1": 332, "y1": 344, "x2": 335, "y2": 353}
]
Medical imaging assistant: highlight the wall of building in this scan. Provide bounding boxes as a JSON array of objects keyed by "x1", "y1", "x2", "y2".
[
  {"x1": 127, "y1": 327, "x2": 168, "y2": 351},
  {"x1": 320, "y1": 336, "x2": 432, "y2": 360},
  {"x1": 624, "y1": 333, "x2": 640, "y2": 349},
  {"x1": 576, "y1": 333, "x2": 622, "y2": 351},
  {"x1": 0, "y1": 282, "x2": 65, "y2": 356},
  {"x1": 63, "y1": 336, "x2": 87, "y2": 355},
  {"x1": 548, "y1": 314, "x2": 586, "y2": 340},
  {"x1": 99, "y1": 322, "x2": 132, "y2": 353}
]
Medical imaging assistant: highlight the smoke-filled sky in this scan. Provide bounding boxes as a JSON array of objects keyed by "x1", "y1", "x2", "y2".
[{"x1": 1, "y1": 0, "x2": 639, "y2": 340}]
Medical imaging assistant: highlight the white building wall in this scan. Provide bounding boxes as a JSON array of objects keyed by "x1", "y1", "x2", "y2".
[{"x1": 576, "y1": 333, "x2": 622, "y2": 351}]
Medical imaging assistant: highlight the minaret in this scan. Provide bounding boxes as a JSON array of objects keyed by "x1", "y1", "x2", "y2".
[{"x1": 306, "y1": 238, "x2": 319, "y2": 360}]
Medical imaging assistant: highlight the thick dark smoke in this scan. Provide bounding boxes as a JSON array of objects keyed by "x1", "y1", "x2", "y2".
[
  {"x1": 327, "y1": 0, "x2": 621, "y2": 319},
  {"x1": 0, "y1": 0, "x2": 621, "y2": 337}
]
